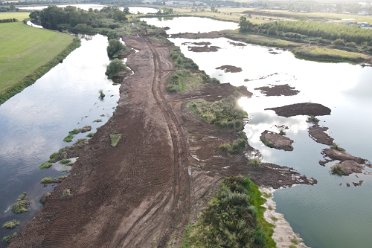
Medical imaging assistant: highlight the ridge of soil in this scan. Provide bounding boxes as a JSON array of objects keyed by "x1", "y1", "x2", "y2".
[
  {"x1": 10, "y1": 35, "x2": 314, "y2": 248},
  {"x1": 255, "y1": 84, "x2": 299, "y2": 96},
  {"x1": 266, "y1": 102, "x2": 331, "y2": 117}
]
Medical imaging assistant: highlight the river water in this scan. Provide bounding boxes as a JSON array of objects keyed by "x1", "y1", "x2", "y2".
[
  {"x1": 0, "y1": 34, "x2": 119, "y2": 240},
  {"x1": 144, "y1": 17, "x2": 372, "y2": 248}
]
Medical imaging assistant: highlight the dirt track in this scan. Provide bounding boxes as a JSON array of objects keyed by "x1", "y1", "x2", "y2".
[{"x1": 10, "y1": 36, "x2": 314, "y2": 248}]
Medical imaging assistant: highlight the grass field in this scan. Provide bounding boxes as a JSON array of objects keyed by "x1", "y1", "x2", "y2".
[
  {"x1": 0, "y1": 22, "x2": 76, "y2": 103},
  {"x1": 0, "y1": 12, "x2": 30, "y2": 21},
  {"x1": 293, "y1": 46, "x2": 368, "y2": 63}
]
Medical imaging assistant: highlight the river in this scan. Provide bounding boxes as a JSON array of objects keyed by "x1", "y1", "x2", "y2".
[
  {"x1": 0, "y1": 34, "x2": 120, "y2": 240},
  {"x1": 143, "y1": 16, "x2": 372, "y2": 248}
]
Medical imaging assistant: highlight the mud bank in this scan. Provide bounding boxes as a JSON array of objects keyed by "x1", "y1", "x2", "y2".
[
  {"x1": 255, "y1": 84, "x2": 299, "y2": 96},
  {"x1": 216, "y1": 65, "x2": 242, "y2": 73},
  {"x1": 260, "y1": 130, "x2": 294, "y2": 151},
  {"x1": 266, "y1": 102, "x2": 331, "y2": 117},
  {"x1": 9, "y1": 35, "x2": 315, "y2": 247}
]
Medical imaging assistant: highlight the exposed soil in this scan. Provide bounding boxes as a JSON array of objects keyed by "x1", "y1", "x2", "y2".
[
  {"x1": 229, "y1": 41, "x2": 246, "y2": 46},
  {"x1": 308, "y1": 124, "x2": 334, "y2": 145},
  {"x1": 10, "y1": 36, "x2": 315, "y2": 248},
  {"x1": 216, "y1": 65, "x2": 242, "y2": 73},
  {"x1": 321, "y1": 148, "x2": 367, "y2": 165},
  {"x1": 260, "y1": 130, "x2": 294, "y2": 151},
  {"x1": 255, "y1": 84, "x2": 299, "y2": 96},
  {"x1": 331, "y1": 160, "x2": 364, "y2": 176},
  {"x1": 182, "y1": 41, "x2": 211, "y2": 46},
  {"x1": 266, "y1": 102, "x2": 331, "y2": 117},
  {"x1": 188, "y1": 45, "x2": 220, "y2": 52}
]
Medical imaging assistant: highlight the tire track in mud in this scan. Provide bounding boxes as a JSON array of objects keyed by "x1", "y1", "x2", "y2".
[{"x1": 115, "y1": 38, "x2": 191, "y2": 247}]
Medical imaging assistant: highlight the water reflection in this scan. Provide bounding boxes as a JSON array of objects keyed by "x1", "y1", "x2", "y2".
[
  {"x1": 0, "y1": 35, "x2": 119, "y2": 239},
  {"x1": 168, "y1": 36, "x2": 372, "y2": 248},
  {"x1": 142, "y1": 17, "x2": 238, "y2": 34}
]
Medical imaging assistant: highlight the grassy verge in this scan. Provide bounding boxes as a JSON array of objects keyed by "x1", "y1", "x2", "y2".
[
  {"x1": 182, "y1": 177, "x2": 275, "y2": 248},
  {"x1": 188, "y1": 98, "x2": 247, "y2": 130},
  {"x1": 0, "y1": 22, "x2": 80, "y2": 105},
  {"x1": 293, "y1": 46, "x2": 368, "y2": 63}
]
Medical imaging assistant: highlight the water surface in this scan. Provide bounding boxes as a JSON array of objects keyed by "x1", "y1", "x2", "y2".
[
  {"x1": 169, "y1": 37, "x2": 372, "y2": 248},
  {"x1": 0, "y1": 34, "x2": 119, "y2": 240}
]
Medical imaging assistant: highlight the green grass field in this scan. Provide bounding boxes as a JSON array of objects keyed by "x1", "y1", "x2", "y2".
[
  {"x1": 0, "y1": 22, "x2": 75, "y2": 103},
  {"x1": 0, "y1": 12, "x2": 30, "y2": 21}
]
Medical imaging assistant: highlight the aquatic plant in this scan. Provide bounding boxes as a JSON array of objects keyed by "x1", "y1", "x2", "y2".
[
  {"x1": 11, "y1": 192, "x2": 29, "y2": 214},
  {"x1": 2, "y1": 220, "x2": 20, "y2": 229}
]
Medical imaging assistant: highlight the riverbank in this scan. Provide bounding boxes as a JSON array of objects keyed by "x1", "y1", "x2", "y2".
[
  {"x1": 8, "y1": 29, "x2": 314, "y2": 247},
  {"x1": 0, "y1": 21, "x2": 79, "y2": 105}
]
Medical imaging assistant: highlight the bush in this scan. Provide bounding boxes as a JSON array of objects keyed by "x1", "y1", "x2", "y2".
[
  {"x1": 105, "y1": 59, "x2": 126, "y2": 79},
  {"x1": 107, "y1": 39, "x2": 127, "y2": 59},
  {"x1": 11, "y1": 193, "x2": 29, "y2": 214},
  {"x1": 219, "y1": 138, "x2": 247, "y2": 154},
  {"x1": 183, "y1": 177, "x2": 275, "y2": 248}
]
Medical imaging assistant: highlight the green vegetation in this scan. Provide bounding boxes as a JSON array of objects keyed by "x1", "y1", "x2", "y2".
[
  {"x1": 2, "y1": 232, "x2": 17, "y2": 244},
  {"x1": 170, "y1": 47, "x2": 199, "y2": 70},
  {"x1": 105, "y1": 59, "x2": 127, "y2": 80},
  {"x1": 11, "y1": 192, "x2": 29, "y2": 214},
  {"x1": 40, "y1": 177, "x2": 59, "y2": 184},
  {"x1": 60, "y1": 159, "x2": 71, "y2": 165},
  {"x1": 39, "y1": 161, "x2": 53, "y2": 169},
  {"x1": 0, "y1": 22, "x2": 79, "y2": 105},
  {"x1": 182, "y1": 177, "x2": 275, "y2": 248},
  {"x1": 2, "y1": 220, "x2": 20, "y2": 229},
  {"x1": 99, "y1": 89, "x2": 105, "y2": 100},
  {"x1": 107, "y1": 39, "x2": 128, "y2": 59},
  {"x1": 307, "y1": 115, "x2": 319, "y2": 124},
  {"x1": 331, "y1": 164, "x2": 348, "y2": 176},
  {"x1": 249, "y1": 158, "x2": 262, "y2": 167},
  {"x1": 110, "y1": 133, "x2": 122, "y2": 147},
  {"x1": 0, "y1": 12, "x2": 29, "y2": 21},
  {"x1": 62, "y1": 188, "x2": 72, "y2": 198},
  {"x1": 188, "y1": 98, "x2": 247, "y2": 130},
  {"x1": 87, "y1": 132, "x2": 95, "y2": 138},
  {"x1": 63, "y1": 134, "x2": 74, "y2": 143},
  {"x1": 293, "y1": 46, "x2": 368, "y2": 63},
  {"x1": 219, "y1": 133, "x2": 248, "y2": 155},
  {"x1": 331, "y1": 143, "x2": 345, "y2": 152},
  {"x1": 167, "y1": 70, "x2": 205, "y2": 93}
]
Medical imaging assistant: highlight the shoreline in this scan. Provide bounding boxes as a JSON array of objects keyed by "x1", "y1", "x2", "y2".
[
  {"x1": 8, "y1": 30, "x2": 314, "y2": 247},
  {"x1": 261, "y1": 187, "x2": 309, "y2": 248}
]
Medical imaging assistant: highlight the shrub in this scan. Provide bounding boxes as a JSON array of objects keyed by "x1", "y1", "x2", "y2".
[
  {"x1": 11, "y1": 193, "x2": 29, "y2": 214},
  {"x1": 105, "y1": 59, "x2": 127, "y2": 79},
  {"x1": 107, "y1": 39, "x2": 127, "y2": 59}
]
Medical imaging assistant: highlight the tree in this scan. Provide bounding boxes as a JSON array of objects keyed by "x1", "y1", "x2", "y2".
[
  {"x1": 107, "y1": 39, "x2": 126, "y2": 59},
  {"x1": 239, "y1": 16, "x2": 253, "y2": 33},
  {"x1": 105, "y1": 59, "x2": 126, "y2": 79},
  {"x1": 123, "y1": 7, "x2": 130, "y2": 15}
]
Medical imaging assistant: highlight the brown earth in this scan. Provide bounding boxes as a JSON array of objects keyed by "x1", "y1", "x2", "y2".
[
  {"x1": 188, "y1": 45, "x2": 220, "y2": 52},
  {"x1": 10, "y1": 36, "x2": 314, "y2": 248},
  {"x1": 182, "y1": 41, "x2": 211, "y2": 46},
  {"x1": 255, "y1": 84, "x2": 299, "y2": 96},
  {"x1": 321, "y1": 148, "x2": 367, "y2": 165},
  {"x1": 260, "y1": 130, "x2": 294, "y2": 151},
  {"x1": 331, "y1": 160, "x2": 364, "y2": 176},
  {"x1": 216, "y1": 65, "x2": 242, "y2": 73},
  {"x1": 266, "y1": 103, "x2": 331, "y2": 117},
  {"x1": 308, "y1": 125, "x2": 334, "y2": 145}
]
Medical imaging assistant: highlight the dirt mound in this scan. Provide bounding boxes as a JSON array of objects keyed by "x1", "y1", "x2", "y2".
[
  {"x1": 188, "y1": 45, "x2": 220, "y2": 52},
  {"x1": 216, "y1": 65, "x2": 242, "y2": 73},
  {"x1": 266, "y1": 103, "x2": 331, "y2": 117},
  {"x1": 308, "y1": 125, "x2": 334, "y2": 145},
  {"x1": 331, "y1": 160, "x2": 364, "y2": 176},
  {"x1": 260, "y1": 130, "x2": 294, "y2": 151},
  {"x1": 255, "y1": 84, "x2": 299, "y2": 96}
]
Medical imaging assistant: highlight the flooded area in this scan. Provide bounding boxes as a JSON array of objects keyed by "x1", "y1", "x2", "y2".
[
  {"x1": 142, "y1": 16, "x2": 238, "y2": 34},
  {"x1": 143, "y1": 16, "x2": 372, "y2": 248},
  {"x1": 0, "y1": 35, "x2": 119, "y2": 239},
  {"x1": 18, "y1": 4, "x2": 158, "y2": 14}
]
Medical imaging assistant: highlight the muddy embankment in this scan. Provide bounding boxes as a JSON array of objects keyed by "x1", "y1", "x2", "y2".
[{"x1": 10, "y1": 35, "x2": 314, "y2": 247}]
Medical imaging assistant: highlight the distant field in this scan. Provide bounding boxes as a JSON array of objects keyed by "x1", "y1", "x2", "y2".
[
  {"x1": 0, "y1": 22, "x2": 74, "y2": 102},
  {"x1": 0, "y1": 12, "x2": 30, "y2": 20}
]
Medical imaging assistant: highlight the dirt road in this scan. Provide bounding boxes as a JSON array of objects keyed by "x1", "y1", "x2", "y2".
[
  {"x1": 10, "y1": 35, "x2": 314, "y2": 248},
  {"x1": 10, "y1": 36, "x2": 190, "y2": 248}
]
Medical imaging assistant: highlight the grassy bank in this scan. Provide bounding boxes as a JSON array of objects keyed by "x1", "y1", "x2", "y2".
[
  {"x1": 293, "y1": 46, "x2": 368, "y2": 63},
  {"x1": 0, "y1": 22, "x2": 79, "y2": 104},
  {"x1": 182, "y1": 177, "x2": 275, "y2": 248},
  {"x1": 0, "y1": 12, "x2": 29, "y2": 21}
]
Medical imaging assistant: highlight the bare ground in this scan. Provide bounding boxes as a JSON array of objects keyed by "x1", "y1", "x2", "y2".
[
  {"x1": 255, "y1": 84, "x2": 299, "y2": 96},
  {"x1": 266, "y1": 102, "x2": 331, "y2": 117},
  {"x1": 10, "y1": 36, "x2": 314, "y2": 248}
]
